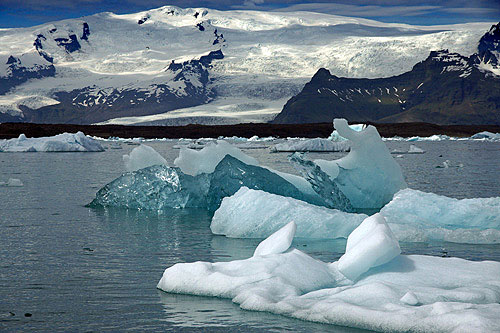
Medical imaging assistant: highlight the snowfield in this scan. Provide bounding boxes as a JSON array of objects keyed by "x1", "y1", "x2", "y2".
[{"x1": 0, "y1": 6, "x2": 494, "y2": 124}]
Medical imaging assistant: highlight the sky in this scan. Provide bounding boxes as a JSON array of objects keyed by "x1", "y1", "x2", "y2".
[{"x1": 0, "y1": 0, "x2": 498, "y2": 28}]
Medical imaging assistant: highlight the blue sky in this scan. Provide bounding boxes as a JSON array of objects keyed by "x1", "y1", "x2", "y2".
[{"x1": 0, "y1": 0, "x2": 498, "y2": 28}]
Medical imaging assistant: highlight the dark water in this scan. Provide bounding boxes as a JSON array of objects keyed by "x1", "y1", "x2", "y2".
[{"x1": 0, "y1": 140, "x2": 499, "y2": 331}]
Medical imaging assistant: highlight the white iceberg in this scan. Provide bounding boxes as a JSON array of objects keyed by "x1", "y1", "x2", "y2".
[
  {"x1": 211, "y1": 187, "x2": 366, "y2": 239},
  {"x1": 174, "y1": 140, "x2": 259, "y2": 176},
  {"x1": 291, "y1": 119, "x2": 407, "y2": 209},
  {"x1": 270, "y1": 138, "x2": 350, "y2": 152},
  {"x1": 122, "y1": 144, "x2": 168, "y2": 172},
  {"x1": 0, "y1": 178, "x2": 23, "y2": 187},
  {"x1": 391, "y1": 144, "x2": 425, "y2": 154},
  {"x1": 380, "y1": 188, "x2": 500, "y2": 243},
  {"x1": 158, "y1": 221, "x2": 500, "y2": 332},
  {"x1": 471, "y1": 131, "x2": 500, "y2": 140},
  {"x1": 0, "y1": 132, "x2": 104, "y2": 152},
  {"x1": 211, "y1": 187, "x2": 500, "y2": 244},
  {"x1": 337, "y1": 213, "x2": 401, "y2": 281}
]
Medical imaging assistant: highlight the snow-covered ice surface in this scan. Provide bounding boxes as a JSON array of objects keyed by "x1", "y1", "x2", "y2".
[
  {"x1": 270, "y1": 138, "x2": 350, "y2": 152},
  {"x1": 158, "y1": 221, "x2": 500, "y2": 332},
  {"x1": 0, "y1": 132, "x2": 104, "y2": 152},
  {"x1": 0, "y1": 5, "x2": 494, "y2": 123},
  {"x1": 291, "y1": 119, "x2": 407, "y2": 210},
  {"x1": 122, "y1": 144, "x2": 168, "y2": 172}
]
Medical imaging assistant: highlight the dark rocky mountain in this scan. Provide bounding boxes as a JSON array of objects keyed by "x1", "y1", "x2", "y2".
[{"x1": 272, "y1": 23, "x2": 500, "y2": 125}]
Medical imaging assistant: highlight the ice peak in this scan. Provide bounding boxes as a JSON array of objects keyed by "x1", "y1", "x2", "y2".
[{"x1": 253, "y1": 221, "x2": 297, "y2": 257}]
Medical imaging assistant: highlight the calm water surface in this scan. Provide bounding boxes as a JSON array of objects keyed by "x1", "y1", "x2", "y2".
[{"x1": 0, "y1": 140, "x2": 499, "y2": 331}]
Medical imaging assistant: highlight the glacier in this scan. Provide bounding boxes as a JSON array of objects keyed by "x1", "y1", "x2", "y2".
[
  {"x1": 158, "y1": 220, "x2": 500, "y2": 332},
  {"x1": 211, "y1": 187, "x2": 500, "y2": 244},
  {"x1": 122, "y1": 144, "x2": 168, "y2": 172},
  {"x1": 0, "y1": 132, "x2": 104, "y2": 152},
  {"x1": 291, "y1": 119, "x2": 407, "y2": 210},
  {"x1": 0, "y1": 5, "x2": 493, "y2": 124}
]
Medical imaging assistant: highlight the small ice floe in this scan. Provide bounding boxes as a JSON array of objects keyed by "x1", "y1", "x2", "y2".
[
  {"x1": 158, "y1": 218, "x2": 500, "y2": 332},
  {"x1": 0, "y1": 132, "x2": 104, "y2": 152},
  {"x1": 270, "y1": 138, "x2": 350, "y2": 152},
  {"x1": 391, "y1": 144, "x2": 425, "y2": 154},
  {"x1": 0, "y1": 178, "x2": 23, "y2": 187},
  {"x1": 437, "y1": 159, "x2": 464, "y2": 168}
]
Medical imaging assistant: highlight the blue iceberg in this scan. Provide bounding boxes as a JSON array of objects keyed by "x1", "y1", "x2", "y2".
[{"x1": 89, "y1": 155, "x2": 324, "y2": 211}]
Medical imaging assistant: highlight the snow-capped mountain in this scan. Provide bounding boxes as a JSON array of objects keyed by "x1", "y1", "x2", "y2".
[
  {"x1": 272, "y1": 23, "x2": 500, "y2": 125},
  {"x1": 0, "y1": 6, "x2": 495, "y2": 125}
]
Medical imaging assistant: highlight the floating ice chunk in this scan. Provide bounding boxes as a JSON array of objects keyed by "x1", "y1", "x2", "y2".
[
  {"x1": 291, "y1": 119, "x2": 407, "y2": 210},
  {"x1": 211, "y1": 187, "x2": 366, "y2": 238},
  {"x1": 158, "y1": 222, "x2": 500, "y2": 332},
  {"x1": 122, "y1": 144, "x2": 168, "y2": 172},
  {"x1": 381, "y1": 189, "x2": 500, "y2": 243},
  {"x1": 0, "y1": 132, "x2": 104, "y2": 152},
  {"x1": 0, "y1": 178, "x2": 23, "y2": 187},
  {"x1": 174, "y1": 140, "x2": 259, "y2": 176},
  {"x1": 391, "y1": 144, "x2": 425, "y2": 154},
  {"x1": 270, "y1": 138, "x2": 350, "y2": 152},
  {"x1": 337, "y1": 213, "x2": 401, "y2": 281},
  {"x1": 328, "y1": 123, "x2": 366, "y2": 141},
  {"x1": 253, "y1": 221, "x2": 296, "y2": 256},
  {"x1": 90, "y1": 155, "x2": 316, "y2": 211},
  {"x1": 212, "y1": 187, "x2": 500, "y2": 244},
  {"x1": 471, "y1": 131, "x2": 500, "y2": 140}
]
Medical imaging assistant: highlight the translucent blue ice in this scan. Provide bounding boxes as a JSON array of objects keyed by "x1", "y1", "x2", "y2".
[{"x1": 89, "y1": 155, "x2": 322, "y2": 211}]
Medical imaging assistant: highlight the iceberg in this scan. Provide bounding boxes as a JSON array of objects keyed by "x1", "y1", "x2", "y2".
[
  {"x1": 158, "y1": 221, "x2": 500, "y2": 332},
  {"x1": 270, "y1": 138, "x2": 350, "y2": 152},
  {"x1": 471, "y1": 131, "x2": 500, "y2": 140},
  {"x1": 0, "y1": 178, "x2": 23, "y2": 187},
  {"x1": 89, "y1": 155, "x2": 321, "y2": 211},
  {"x1": 0, "y1": 132, "x2": 104, "y2": 152},
  {"x1": 391, "y1": 144, "x2": 425, "y2": 154},
  {"x1": 380, "y1": 188, "x2": 500, "y2": 243},
  {"x1": 122, "y1": 144, "x2": 168, "y2": 172},
  {"x1": 211, "y1": 187, "x2": 366, "y2": 238},
  {"x1": 291, "y1": 119, "x2": 407, "y2": 210},
  {"x1": 211, "y1": 187, "x2": 500, "y2": 244}
]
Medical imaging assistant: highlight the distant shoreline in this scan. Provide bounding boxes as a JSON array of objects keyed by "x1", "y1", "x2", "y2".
[{"x1": 1, "y1": 122, "x2": 499, "y2": 140}]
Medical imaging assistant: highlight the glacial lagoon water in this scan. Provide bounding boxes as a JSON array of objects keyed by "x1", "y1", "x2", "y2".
[{"x1": 1, "y1": 139, "x2": 499, "y2": 331}]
